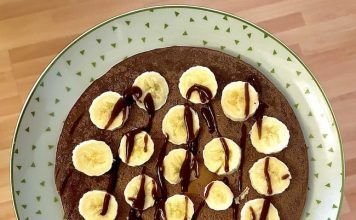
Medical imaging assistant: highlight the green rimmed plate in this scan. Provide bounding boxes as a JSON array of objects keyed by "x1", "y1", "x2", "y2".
[{"x1": 10, "y1": 5, "x2": 344, "y2": 220}]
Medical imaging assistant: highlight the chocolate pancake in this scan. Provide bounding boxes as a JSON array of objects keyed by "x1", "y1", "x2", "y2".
[{"x1": 55, "y1": 46, "x2": 308, "y2": 219}]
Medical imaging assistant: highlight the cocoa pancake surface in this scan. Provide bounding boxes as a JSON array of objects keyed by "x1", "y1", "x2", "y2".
[{"x1": 55, "y1": 46, "x2": 308, "y2": 219}]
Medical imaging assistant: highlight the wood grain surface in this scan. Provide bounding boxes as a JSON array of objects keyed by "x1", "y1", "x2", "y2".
[{"x1": 0, "y1": 0, "x2": 355, "y2": 219}]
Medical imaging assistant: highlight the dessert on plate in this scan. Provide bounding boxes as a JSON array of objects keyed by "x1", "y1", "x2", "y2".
[{"x1": 55, "y1": 46, "x2": 308, "y2": 220}]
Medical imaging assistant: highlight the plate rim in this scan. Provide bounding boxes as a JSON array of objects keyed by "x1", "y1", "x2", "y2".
[{"x1": 10, "y1": 4, "x2": 345, "y2": 219}]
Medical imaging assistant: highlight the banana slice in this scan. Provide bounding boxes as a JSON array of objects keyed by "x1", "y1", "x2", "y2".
[
  {"x1": 78, "y1": 190, "x2": 118, "y2": 220},
  {"x1": 221, "y1": 81, "x2": 259, "y2": 121},
  {"x1": 163, "y1": 148, "x2": 196, "y2": 184},
  {"x1": 165, "y1": 194, "x2": 194, "y2": 220},
  {"x1": 72, "y1": 140, "x2": 113, "y2": 176},
  {"x1": 178, "y1": 66, "x2": 218, "y2": 104},
  {"x1": 204, "y1": 180, "x2": 234, "y2": 211},
  {"x1": 203, "y1": 137, "x2": 241, "y2": 175},
  {"x1": 124, "y1": 174, "x2": 157, "y2": 210},
  {"x1": 249, "y1": 157, "x2": 291, "y2": 196},
  {"x1": 162, "y1": 105, "x2": 200, "y2": 145},
  {"x1": 132, "y1": 71, "x2": 169, "y2": 110},
  {"x1": 241, "y1": 198, "x2": 280, "y2": 220},
  {"x1": 89, "y1": 91, "x2": 127, "y2": 130},
  {"x1": 118, "y1": 131, "x2": 154, "y2": 167},
  {"x1": 250, "y1": 116, "x2": 290, "y2": 154}
]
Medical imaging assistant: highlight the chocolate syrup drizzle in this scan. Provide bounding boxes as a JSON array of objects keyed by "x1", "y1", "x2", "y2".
[
  {"x1": 104, "y1": 86, "x2": 142, "y2": 129},
  {"x1": 247, "y1": 75, "x2": 268, "y2": 139},
  {"x1": 260, "y1": 197, "x2": 272, "y2": 220},
  {"x1": 282, "y1": 174, "x2": 290, "y2": 180},
  {"x1": 179, "y1": 103, "x2": 199, "y2": 192},
  {"x1": 186, "y1": 84, "x2": 230, "y2": 173},
  {"x1": 127, "y1": 167, "x2": 148, "y2": 220},
  {"x1": 264, "y1": 157, "x2": 273, "y2": 195},
  {"x1": 249, "y1": 206, "x2": 256, "y2": 220},
  {"x1": 100, "y1": 158, "x2": 121, "y2": 215},
  {"x1": 100, "y1": 87, "x2": 156, "y2": 217},
  {"x1": 244, "y1": 82, "x2": 250, "y2": 117},
  {"x1": 154, "y1": 135, "x2": 169, "y2": 220},
  {"x1": 254, "y1": 102, "x2": 268, "y2": 139}
]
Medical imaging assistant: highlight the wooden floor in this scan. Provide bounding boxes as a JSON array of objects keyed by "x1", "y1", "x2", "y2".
[{"x1": 0, "y1": 0, "x2": 355, "y2": 219}]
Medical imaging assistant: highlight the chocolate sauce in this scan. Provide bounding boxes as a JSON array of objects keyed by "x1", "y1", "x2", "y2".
[
  {"x1": 127, "y1": 168, "x2": 147, "y2": 219},
  {"x1": 143, "y1": 93, "x2": 155, "y2": 132},
  {"x1": 154, "y1": 136, "x2": 169, "y2": 220},
  {"x1": 232, "y1": 201, "x2": 238, "y2": 220},
  {"x1": 186, "y1": 84, "x2": 212, "y2": 103},
  {"x1": 143, "y1": 134, "x2": 148, "y2": 152},
  {"x1": 282, "y1": 174, "x2": 290, "y2": 180},
  {"x1": 264, "y1": 157, "x2": 273, "y2": 195},
  {"x1": 128, "y1": 208, "x2": 142, "y2": 220},
  {"x1": 179, "y1": 150, "x2": 195, "y2": 192},
  {"x1": 219, "y1": 138, "x2": 230, "y2": 172},
  {"x1": 249, "y1": 206, "x2": 256, "y2": 220},
  {"x1": 100, "y1": 193, "x2": 111, "y2": 215},
  {"x1": 104, "y1": 98, "x2": 126, "y2": 130},
  {"x1": 187, "y1": 131, "x2": 200, "y2": 156},
  {"x1": 101, "y1": 158, "x2": 121, "y2": 215},
  {"x1": 104, "y1": 86, "x2": 142, "y2": 129},
  {"x1": 191, "y1": 200, "x2": 205, "y2": 220},
  {"x1": 247, "y1": 75, "x2": 267, "y2": 139},
  {"x1": 124, "y1": 128, "x2": 142, "y2": 163},
  {"x1": 131, "y1": 168, "x2": 147, "y2": 210},
  {"x1": 186, "y1": 84, "x2": 221, "y2": 136},
  {"x1": 254, "y1": 102, "x2": 268, "y2": 139},
  {"x1": 123, "y1": 90, "x2": 156, "y2": 162},
  {"x1": 201, "y1": 104, "x2": 219, "y2": 135},
  {"x1": 184, "y1": 104, "x2": 196, "y2": 144},
  {"x1": 260, "y1": 197, "x2": 271, "y2": 220},
  {"x1": 244, "y1": 82, "x2": 250, "y2": 117},
  {"x1": 180, "y1": 104, "x2": 200, "y2": 192},
  {"x1": 184, "y1": 196, "x2": 189, "y2": 220}
]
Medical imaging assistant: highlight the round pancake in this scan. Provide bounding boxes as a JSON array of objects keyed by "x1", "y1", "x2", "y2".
[{"x1": 55, "y1": 46, "x2": 308, "y2": 220}]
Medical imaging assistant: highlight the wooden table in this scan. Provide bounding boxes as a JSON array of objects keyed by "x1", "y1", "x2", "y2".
[{"x1": 0, "y1": 0, "x2": 355, "y2": 219}]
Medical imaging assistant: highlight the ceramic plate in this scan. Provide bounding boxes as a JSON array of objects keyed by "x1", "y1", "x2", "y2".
[{"x1": 11, "y1": 5, "x2": 344, "y2": 220}]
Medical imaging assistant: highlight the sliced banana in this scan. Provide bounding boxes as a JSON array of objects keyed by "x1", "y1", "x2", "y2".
[
  {"x1": 118, "y1": 131, "x2": 154, "y2": 167},
  {"x1": 163, "y1": 148, "x2": 196, "y2": 184},
  {"x1": 162, "y1": 105, "x2": 200, "y2": 145},
  {"x1": 78, "y1": 190, "x2": 118, "y2": 220},
  {"x1": 165, "y1": 194, "x2": 194, "y2": 220},
  {"x1": 221, "y1": 81, "x2": 259, "y2": 121},
  {"x1": 203, "y1": 137, "x2": 241, "y2": 175},
  {"x1": 204, "y1": 180, "x2": 234, "y2": 211},
  {"x1": 249, "y1": 157, "x2": 291, "y2": 196},
  {"x1": 241, "y1": 198, "x2": 280, "y2": 220},
  {"x1": 250, "y1": 116, "x2": 290, "y2": 154},
  {"x1": 132, "y1": 71, "x2": 169, "y2": 110},
  {"x1": 124, "y1": 174, "x2": 157, "y2": 210},
  {"x1": 178, "y1": 66, "x2": 218, "y2": 104},
  {"x1": 72, "y1": 140, "x2": 113, "y2": 176},
  {"x1": 89, "y1": 91, "x2": 127, "y2": 130}
]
